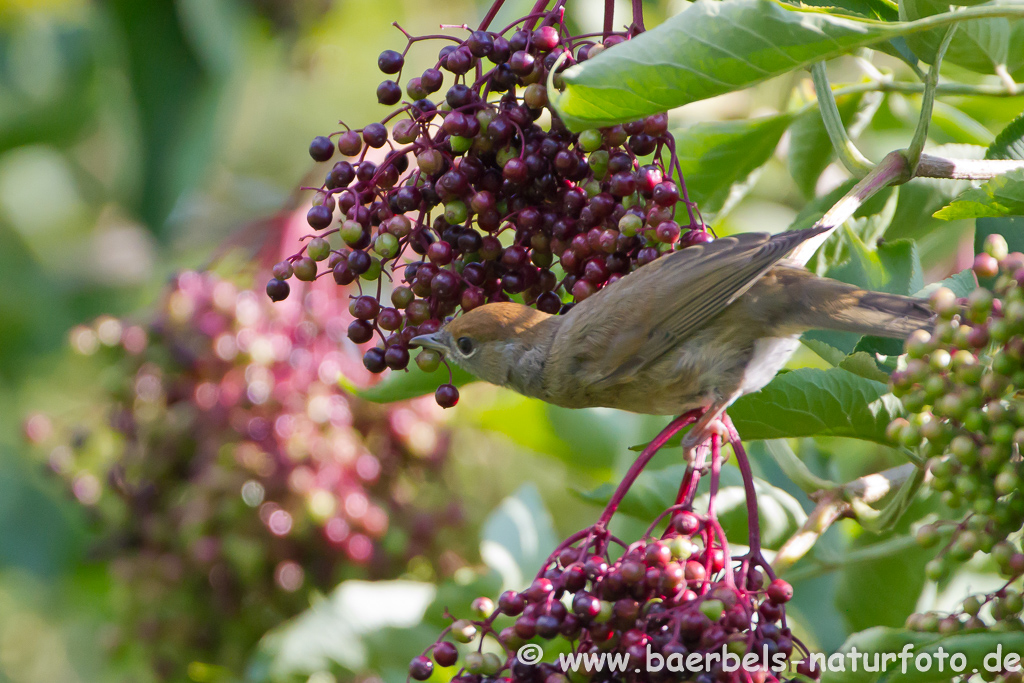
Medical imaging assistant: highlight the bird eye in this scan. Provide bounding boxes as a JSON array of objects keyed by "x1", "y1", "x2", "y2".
[{"x1": 456, "y1": 337, "x2": 475, "y2": 356}]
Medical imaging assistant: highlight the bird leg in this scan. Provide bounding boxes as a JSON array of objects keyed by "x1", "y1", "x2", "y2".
[{"x1": 680, "y1": 395, "x2": 739, "y2": 463}]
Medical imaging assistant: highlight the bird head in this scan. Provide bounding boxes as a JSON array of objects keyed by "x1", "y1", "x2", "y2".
[{"x1": 410, "y1": 302, "x2": 556, "y2": 387}]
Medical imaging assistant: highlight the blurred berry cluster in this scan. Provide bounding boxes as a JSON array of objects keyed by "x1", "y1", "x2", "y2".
[
  {"x1": 25, "y1": 270, "x2": 463, "y2": 676},
  {"x1": 413, "y1": 432, "x2": 806, "y2": 683},
  {"x1": 889, "y1": 235, "x2": 1024, "y2": 647},
  {"x1": 267, "y1": 0, "x2": 706, "y2": 406}
]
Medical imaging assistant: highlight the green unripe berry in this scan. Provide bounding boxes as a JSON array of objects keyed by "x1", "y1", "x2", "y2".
[
  {"x1": 963, "y1": 596, "x2": 982, "y2": 616},
  {"x1": 916, "y1": 524, "x2": 940, "y2": 548},
  {"x1": 967, "y1": 288, "x2": 995, "y2": 324},
  {"x1": 308, "y1": 237, "x2": 331, "y2": 261},
  {"x1": 700, "y1": 599, "x2": 724, "y2": 621},
  {"x1": 996, "y1": 468, "x2": 1020, "y2": 496},
  {"x1": 926, "y1": 558, "x2": 949, "y2": 581},
  {"x1": 899, "y1": 423, "x2": 923, "y2": 448},
  {"x1": 930, "y1": 287, "x2": 959, "y2": 318},
  {"x1": 340, "y1": 220, "x2": 365, "y2": 246},
  {"x1": 391, "y1": 286, "x2": 414, "y2": 309},
  {"x1": 374, "y1": 232, "x2": 399, "y2": 259},
  {"x1": 588, "y1": 150, "x2": 609, "y2": 180},
  {"x1": 293, "y1": 257, "x2": 317, "y2": 281},
  {"x1": 464, "y1": 652, "x2": 484, "y2": 673},
  {"x1": 495, "y1": 146, "x2": 519, "y2": 168},
  {"x1": 449, "y1": 135, "x2": 472, "y2": 153},
  {"x1": 444, "y1": 200, "x2": 468, "y2": 225},
  {"x1": 619, "y1": 213, "x2": 642, "y2": 237},
  {"x1": 580, "y1": 129, "x2": 604, "y2": 152},
  {"x1": 361, "y1": 257, "x2": 382, "y2": 281},
  {"x1": 930, "y1": 348, "x2": 952, "y2": 370},
  {"x1": 416, "y1": 349, "x2": 441, "y2": 373},
  {"x1": 985, "y1": 234, "x2": 1010, "y2": 260},
  {"x1": 906, "y1": 329, "x2": 933, "y2": 358},
  {"x1": 524, "y1": 83, "x2": 547, "y2": 108},
  {"x1": 451, "y1": 619, "x2": 477, "y2": 643}
]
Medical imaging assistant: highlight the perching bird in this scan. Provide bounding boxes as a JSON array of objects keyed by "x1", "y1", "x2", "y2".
[{"x1": 411, "y1": 225, "x2": 933, "y2": 453}]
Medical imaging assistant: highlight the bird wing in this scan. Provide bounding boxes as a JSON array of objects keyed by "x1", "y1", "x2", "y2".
[{"x1": 563, "y1": 226, "x2": 830, "y2": 390}]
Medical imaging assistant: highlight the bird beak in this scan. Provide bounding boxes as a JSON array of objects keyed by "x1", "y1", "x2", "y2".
[{"x1": 409, "y1": 332, "x2": 446, "y2": 353}]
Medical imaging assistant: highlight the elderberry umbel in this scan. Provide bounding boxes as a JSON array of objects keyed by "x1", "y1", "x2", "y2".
[
  {"x1": 268, "y1": 0, "x2": 708, "y2": 407},
  {"x1": 25, "y1": 268, "x2": 465, "y2": 677},
  {"x1": 889, "y1": 235, "x2": 1024, "y2": 590}
]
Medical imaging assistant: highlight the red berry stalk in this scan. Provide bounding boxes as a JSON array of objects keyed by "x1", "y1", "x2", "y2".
[{"x1": 411, "y1": 409, "x2": 806, "y2": 683}]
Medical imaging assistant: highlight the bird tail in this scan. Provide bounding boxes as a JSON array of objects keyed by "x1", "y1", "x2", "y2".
[{"x1": 800, "y1": 279, "x2": 936, "y2": 338}]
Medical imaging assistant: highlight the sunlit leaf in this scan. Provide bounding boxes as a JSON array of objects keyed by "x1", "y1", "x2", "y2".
[
  {"x1": 673, "y1": 114, "x2": 794, "y2": 217},
  {"x1": 934, "y1": 168, "x2": 1024, "y2": 219}
]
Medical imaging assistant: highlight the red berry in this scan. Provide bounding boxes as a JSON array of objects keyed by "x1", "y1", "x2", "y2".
[
  {"x1": 435, "y1": 384, "x2": 459, "y2": 408},
  {"x1": 432, "y1": 642, "x2": 458, "y2": 668},
  {"x1": 409, "y1": 655, "x2": 433, "y2": 681}
]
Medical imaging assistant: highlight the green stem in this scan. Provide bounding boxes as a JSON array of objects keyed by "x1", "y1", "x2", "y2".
[
  {"x1": 811, "y1": 62, "x2": 874, "y2": 177},
  {"x1": 901, "y1": 4, "x2": 1024, "y2": 32},
  {"x1": 907, "y1": 24, "x2": 958, "y2": 171},
  {"x1": 790, "y1": 150, "x2": 911, "y2": 266}
]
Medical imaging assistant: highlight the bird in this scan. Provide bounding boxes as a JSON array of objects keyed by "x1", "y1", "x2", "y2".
[{"x1": 410, "y1": 225, "x2": 934, "y2": 455}]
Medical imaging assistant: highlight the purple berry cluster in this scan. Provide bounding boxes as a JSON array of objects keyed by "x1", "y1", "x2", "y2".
[
  {"x1": 411, "y1": 431, "x2": 809, "y2": 683},
  {"x1": 267, "y1": 0, "x2": 706, "y2": 406},
  {"x1": 25, "y1": 269, "x2": 464, "y2": 675}
]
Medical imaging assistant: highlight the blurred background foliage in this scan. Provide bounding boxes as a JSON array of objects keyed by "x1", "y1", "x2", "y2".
[{"x1": 0, "y1": 0, "x2": 1021, "y2": 682}]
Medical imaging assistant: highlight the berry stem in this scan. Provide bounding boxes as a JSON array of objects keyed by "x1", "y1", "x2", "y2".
[
  {"x1": 478, "y1": 0, "x2": 507, "y2": 31},
  {"x1": 723, "y1": 414, "x2": 768, "y2": 568},
  {"x1": 631, "y1": 0, "x2": 646, "y2": 32},
  {"x1": 596, "y1": 409, "x2": 703, "y2": 529},
  {"x1": 603, "y1": 0, "x2": 615, "y2": 38}
]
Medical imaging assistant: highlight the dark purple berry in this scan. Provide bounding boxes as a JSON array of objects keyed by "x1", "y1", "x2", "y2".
[
  {"x1": 348, "y1": 320, "x2": 374, "y2": 344},
  {"x1": 309, "y1": 135, "x2": 334, "y2": 162},
  {"x1": 363, "y1": 347, "x2": 387, "y2": 373},
  {"x1": 266, "y1": 278, "x2": 290, "y2": 302},
  {"x1": 376, "y1": 80, "x2": 402, "y2": 105},
  {"x1": 378, "y1": 49, "x2": 404, "y2": 74},
  {"x1": 409, "y1": 655, "x2": 433, "y2": 681},
  {"x1": 435, "y1": 383, "x2": 459, "y2": 408},
  {"x1": 363, "y1": 123, "x2": 388, "y2": 149}
]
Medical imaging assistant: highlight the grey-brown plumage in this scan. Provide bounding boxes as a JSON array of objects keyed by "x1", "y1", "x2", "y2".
[{"x1": 412, "y1": 226, "x2": 933, "y2": 426}]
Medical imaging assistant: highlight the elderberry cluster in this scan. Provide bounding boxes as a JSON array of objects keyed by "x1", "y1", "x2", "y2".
[
  {"x1": 888, "y1": 235, "x2": 1024, "y2": 586},
  {"x1": 24, "y1": 271, "x2": 463, "y2": 676},
  {"x1": 267, "y1": 1, "x2": 705, "y2": 407},
  {"x1": 412, "y1": 511, "x2": 803, "y2": 683}
]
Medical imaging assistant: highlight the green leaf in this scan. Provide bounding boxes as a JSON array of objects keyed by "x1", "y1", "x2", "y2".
[
  {"x1": 839, "y1": 351, "x2": 894, "y2": 381},
  {"x1": 577, "y1": 463, "x2": 690, "y2": 521},
  {"x1": 673, "y1": 114, "x2": 794, "y2": 217},
  {"x1": 352, "y1": 362, "x2": 477, "y2": 403},
  {"x1": 551, "y1": 0, "x2": 1020, "y2": 129},
  {"x1": 728, "y1": 367, "x2": 904, "y2": 443},
  {"x1": 933, "y1": 168, "x2": 1024, "y2": 220},
  {"x1": 479, "y1": 484, "x2": 557, "y2": 591},
  {"x1": 795, "y1": 0, "x2": 901, "y2": 21},
  {"x1": 694, "y1": 476, "x2": 808, "y2": 549},
  {"x1": 821, "y1": 627, "x2": 1024, "y2": 683},
  {"x1": 789, "y1": 92, "x2": 881, "y2": 198},
  {"x1": 987, "y1": 109, "x2": 1024, "y2": 160},
  {"x1": 252, "y1": 580, "x2": 437, "y2": 679},
  {"x1": 578, "y1": 464, "x2": 806, "y2": 547},
  {"x1": 900, "y1": 0, "x2": 1024, "y2": 76},
  {"x1": 976, "y1": 214, "x2": 1024, "y2": 255},
  {"x1": 914, "y1": 267, "x2": 977, "y2": 298}
]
